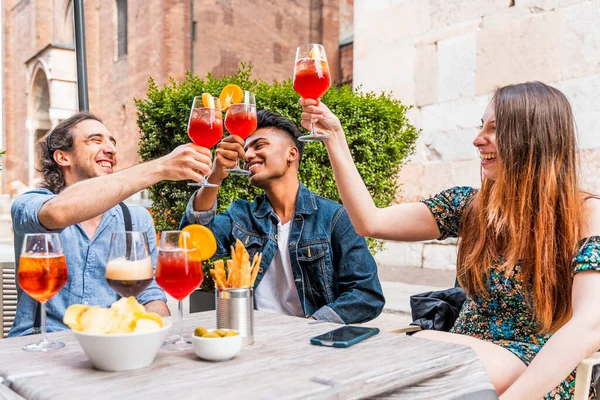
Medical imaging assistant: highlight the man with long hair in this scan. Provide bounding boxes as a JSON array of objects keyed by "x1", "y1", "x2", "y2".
[
  {"x1": 300, "y1": 82, "x2": 600, "y2": 399},
  {"x1": 180, "y1": 110, "x2": 384, "y2": 324},
  {"x1": 10, "y1": 112, "x2": 212, "y2": 336}
]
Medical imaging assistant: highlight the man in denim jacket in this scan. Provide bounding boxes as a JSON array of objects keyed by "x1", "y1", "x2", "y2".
[
  {"x1": 10, "y1": 112, "x2": 213, "y2": 336},
  {"x1": 181, "y1": 110, "x2": 384, "y2": 324}
]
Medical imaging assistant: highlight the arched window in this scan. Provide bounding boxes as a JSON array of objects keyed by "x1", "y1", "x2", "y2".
[
  {"x1": 116, "y1": 0, "x2": 128, "y2": 58},
  {"x1": 28, "y1": 67, "x2": 52, "y2": 184}
]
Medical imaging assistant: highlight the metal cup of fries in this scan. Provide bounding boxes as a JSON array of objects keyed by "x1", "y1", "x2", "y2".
[
  {"x1": 216, "y1": 287, "x2": 254, "y2": 346},
  {"x1": 212, "y1": 239, "x2": 262, "y2": 346}
]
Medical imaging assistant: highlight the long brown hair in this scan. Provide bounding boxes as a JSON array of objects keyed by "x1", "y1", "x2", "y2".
[
  {"x1": 38, "y1": 111, "x2": 102, "y2": 194},
  {"x1": 457, "y1": 81, "x2": 583, "y2": 333}
]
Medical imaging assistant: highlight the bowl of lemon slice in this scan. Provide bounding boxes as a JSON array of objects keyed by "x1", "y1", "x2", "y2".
[{"x1": 64, "y1": 297, "x2": 171, "y2": 371}]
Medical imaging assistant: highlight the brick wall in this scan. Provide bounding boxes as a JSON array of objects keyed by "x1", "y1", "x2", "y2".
[
  {"x1": 339, "y1": 42, "x2": 353, "y2": 85},
  {"x1": 2, "y1": 0, "x2": 343, "y2": 189}
]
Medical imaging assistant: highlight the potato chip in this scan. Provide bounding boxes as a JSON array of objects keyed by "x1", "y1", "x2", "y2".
[
  {"x1": 63, "y1": 304, "x2": 89, "y2": 332},
  {"x1": 108, "y1": 312, "x2": 136, "y2": 334},
  {"x1": 64, "y1": 297, "x2": 163, "y2": 334},
  {"x1": 111, "y1": 296, "x2": 146, "y2": 317},
  {"x1": 134, "y1": 317, "x2": 162, "y2": 333},
  {"x1": 79, "y1": 307, "x2": 117, "y2": 334}
]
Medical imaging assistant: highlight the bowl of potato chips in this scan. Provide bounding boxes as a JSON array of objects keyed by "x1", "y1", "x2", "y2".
[
  {"x1": 192, "y1": 326, "x2": 242, "y2": 361},
  {"x1": 64, "y1": 297, "x2": 171, "y2": 371}
]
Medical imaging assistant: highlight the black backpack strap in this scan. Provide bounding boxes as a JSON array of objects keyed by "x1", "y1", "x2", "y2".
[
  {"x1": 118, "y1": 202, "x2": 133, "y2": 258},
  {"x1": 118, "y1": 202, "x2": 133, "y2": 231},
  {"x1": 34, "y1": 203, "x2": 134, "y2": 333}
]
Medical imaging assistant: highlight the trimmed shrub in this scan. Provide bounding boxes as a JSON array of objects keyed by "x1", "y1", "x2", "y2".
[{"x1": 136, "y1": 64, "x2": 419, "y2": 290}]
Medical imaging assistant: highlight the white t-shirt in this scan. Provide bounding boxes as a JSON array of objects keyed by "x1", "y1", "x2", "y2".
[{"x1": 255, "y1": 220, "x2": 304, "y2": 317}]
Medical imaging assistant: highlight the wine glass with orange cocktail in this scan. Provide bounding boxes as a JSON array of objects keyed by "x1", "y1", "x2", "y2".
[
  {"x1": 220, "y1": 85, "x2": 257, "y2": 176},
  {"x1": 155, "y1": 225, "x2": 216, "y2": 351},
  {"x1": 187, "y1": 94, "x2": 224, "y2": 188},
  {"x1": 18, "y1": 233, "x2": 69, "y2": 351},
  {"x1": 293, "y1": 44, "x2": 332, "y2": 142}
]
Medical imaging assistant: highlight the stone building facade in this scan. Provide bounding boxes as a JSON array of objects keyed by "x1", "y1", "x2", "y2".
[
  {"x1": 1, "y1": 0, "x2": 353, "y2": 193},
  {"x1": 354, "y1": 0, "x2": 600, "y2": 270}
]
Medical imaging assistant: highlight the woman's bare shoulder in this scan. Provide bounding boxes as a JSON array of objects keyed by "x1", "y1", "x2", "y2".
[{"x1": 583, "y1": 194, "x2": 600, "y2": 237}]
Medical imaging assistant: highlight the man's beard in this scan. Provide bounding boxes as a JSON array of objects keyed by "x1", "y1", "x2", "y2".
[
  {"x1": 72, "y1": 161, "x2": 104, "y2": 181},
  {"x1": 250, "y1": 165, "x2": 287, "y2": 189}
]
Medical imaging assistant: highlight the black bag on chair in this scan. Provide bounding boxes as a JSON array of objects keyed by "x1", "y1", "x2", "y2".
[{"x1": 408, "y1": 287, "x2": 466, "y2": 333}]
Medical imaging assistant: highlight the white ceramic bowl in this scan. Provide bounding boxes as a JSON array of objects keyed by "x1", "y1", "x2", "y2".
[
  {"x1": 72, "y1": 320, "x2": 172, "y2": 371},
  {"x1": 192, "y1": 329, "x2": 242, "y2": 361}
]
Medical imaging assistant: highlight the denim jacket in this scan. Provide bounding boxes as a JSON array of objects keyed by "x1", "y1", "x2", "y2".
[{"x1": 180, "y1": 183, "x2": 384, "y2": 324}]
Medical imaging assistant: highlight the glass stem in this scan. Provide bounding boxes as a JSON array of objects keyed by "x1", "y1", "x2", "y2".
[
  {"x1": 310, "y1": 119, "x2": 316, "y2": 136},
  {"x1": 178, "y1": 300, "x2": 184, "y2": 341},
  {"x1": 41, "y1": 302, "x2": 48, "y2": 344}
]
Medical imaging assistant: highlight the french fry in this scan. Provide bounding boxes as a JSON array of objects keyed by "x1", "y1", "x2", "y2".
[
  {"x1": 222, "y1": 241, "x2": 263, "y2": 288},
  {"x1": 226, "y1": 259, "x2": 236, "y2": 288},
  {"x1": 231, "y1": 240, "x2": 244, "y2": 287},
  {"x1": 240, "y1": 250, "x2": 251, "y2": 287},
  {"x1": 230, "y1": 245, "x2": 237, "y2": 271},
  {"x1": 249, "y1": 252, "x2": 262, "y2": 287},
  {"x1": 210, "y1": 269, "x2": 226, "y2": 289},
  {"x1": 214, "y1": 260, "x2": 227, "y2": 288}
]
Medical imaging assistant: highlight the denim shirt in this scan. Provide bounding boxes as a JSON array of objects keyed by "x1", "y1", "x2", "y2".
[
  {"x1": 9, "y1": 188, "x2": 166, "y2": 337},
  {"x1": 180, "y1": 183, "x2": 385, "y2": 324}
]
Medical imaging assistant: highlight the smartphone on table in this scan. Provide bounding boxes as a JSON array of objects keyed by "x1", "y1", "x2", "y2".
[{"x1": 310, "y1": 326, "x2": 380, "y2": 348}]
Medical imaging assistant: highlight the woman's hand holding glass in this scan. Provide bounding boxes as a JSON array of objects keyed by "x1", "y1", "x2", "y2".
[{"x1": 298, "y1": 98, "x2": 345, "y2": 145}]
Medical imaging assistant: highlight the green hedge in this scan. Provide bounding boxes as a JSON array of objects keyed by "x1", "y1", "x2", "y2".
[{"x1": 135, "y1": 64, "x2": 419, "y2": 288}]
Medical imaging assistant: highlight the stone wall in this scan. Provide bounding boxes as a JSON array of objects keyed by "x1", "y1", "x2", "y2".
[{"x1": 354, "y1": 0, "x2": 600, "y2": 270}]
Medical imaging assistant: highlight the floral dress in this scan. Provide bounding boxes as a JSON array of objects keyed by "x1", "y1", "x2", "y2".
[{"x1": 421, "y1": 186, "x2": 600, "y2": 400}]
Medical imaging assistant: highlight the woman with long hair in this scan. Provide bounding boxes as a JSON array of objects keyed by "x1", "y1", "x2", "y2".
[{"x1": 300, "y1": 81, "x2": 600, "y2": 399}]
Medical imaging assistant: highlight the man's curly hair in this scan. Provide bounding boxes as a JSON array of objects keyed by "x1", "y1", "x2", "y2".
[{"x1": 38, "y1": 111, "x2": 102, "y2": 193}]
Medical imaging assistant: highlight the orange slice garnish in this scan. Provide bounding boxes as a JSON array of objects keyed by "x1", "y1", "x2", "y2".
[
  {"x1": 219, "y1": 84, "x2": 244, "y2": 112},
  {"x1": 309, "y1": 47, "x2": 317, "y2": 59},
  {"x1": 179, "y1": 224, "x2": 217, "y2": 261},
  {"x1": 201, "y1": 93, "x2": 213, "y2": 108}
]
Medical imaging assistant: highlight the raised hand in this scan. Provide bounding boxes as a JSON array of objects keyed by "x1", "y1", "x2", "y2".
[
  {"x1": 157, "y1": 143, "x2": 213, "y2": 183},
  {"x1": 299, "y1": 98, "x2": 343, "y2": 139},
  {"x1": 210, "y1": 135, "x2": 246, "y2": 183}
]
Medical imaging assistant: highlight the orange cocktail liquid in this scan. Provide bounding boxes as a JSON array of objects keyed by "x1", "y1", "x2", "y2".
[
  {"x1": 155, "y1": 250, "x2": 203, "y2": 301},
  {"x1": 293, "y1": 58, "x2": 331, "y2": 100},
  {"x1": 18, "y1": 254, "x2": 68, "y2": 303},
  {"x1": 225, "y1": 104, "x2": 257, "y2": 139},
  {"x1": 187, "y1": 108, "x2": 223, "y2": 148}
]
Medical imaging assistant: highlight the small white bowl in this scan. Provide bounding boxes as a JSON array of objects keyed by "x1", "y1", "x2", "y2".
[
  {"x1": 192, "y1": 329, "x2": 242, "y2": 361},
  {"x1": 72, "y1": 320, "x2": 172, "y2": 371}
]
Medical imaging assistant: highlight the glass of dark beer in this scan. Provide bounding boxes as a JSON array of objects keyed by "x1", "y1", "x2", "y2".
[{"x1": 106, "y1": 231, "x2": 153, "y2": 298}]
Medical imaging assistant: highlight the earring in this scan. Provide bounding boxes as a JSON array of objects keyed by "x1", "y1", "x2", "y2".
[{"x1": 287, "y1": 158, "x2": 292, "y2": 167}]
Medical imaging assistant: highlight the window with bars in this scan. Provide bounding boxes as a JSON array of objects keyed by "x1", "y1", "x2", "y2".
[{"x1": 117, "y1": 0, "x2": 128, "y2": 58}]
